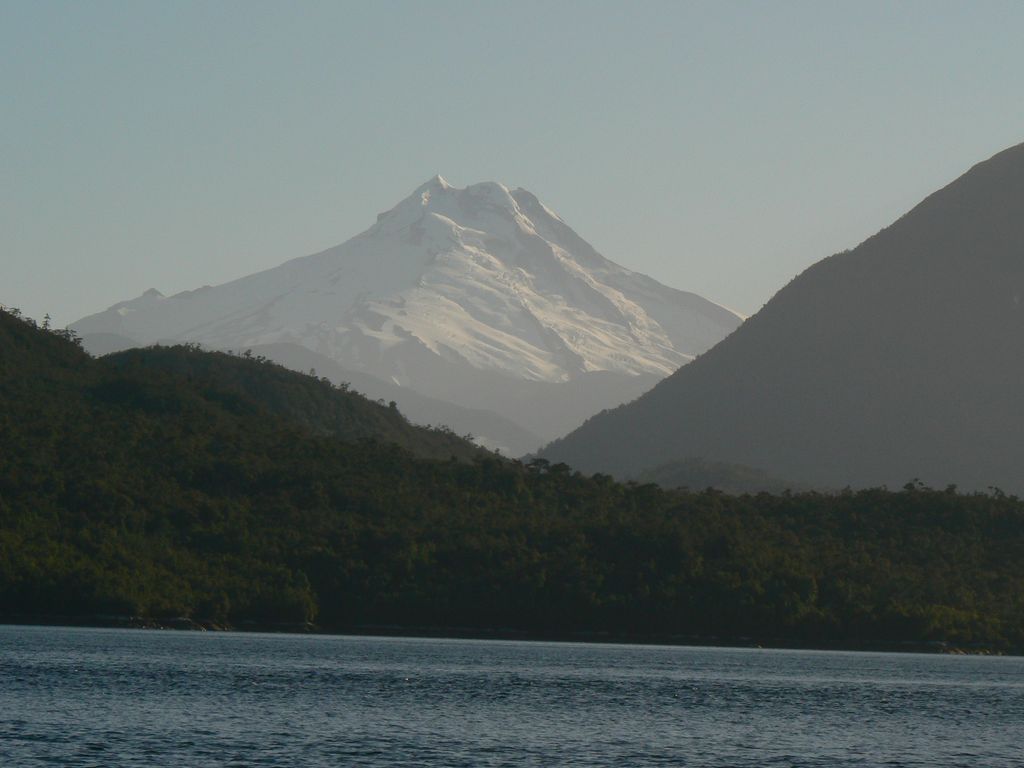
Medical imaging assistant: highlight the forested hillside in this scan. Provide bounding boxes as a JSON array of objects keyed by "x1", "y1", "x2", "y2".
[
  {"x1": 0, "y1": 307, "x2": 482, "y2": 460},
  {"x1": 2, "y1": 307, "x2": 1023, "y2": 651}
]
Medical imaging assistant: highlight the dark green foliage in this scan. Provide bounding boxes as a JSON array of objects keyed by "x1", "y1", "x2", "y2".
[
  {"x1": 2, "y1": 308, "x2": 1023, "y2": 649},
  {"x1": 636, "y1": 458, "x2": 812, "y2": 495}
]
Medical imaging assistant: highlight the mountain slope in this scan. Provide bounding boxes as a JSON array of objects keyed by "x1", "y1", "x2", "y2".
[
  {"x1": 73, "y1": 177, "x2": 742, "y2": 449},
  {"x1": 541, "y1": 142, "x2": 1024, "y2": 493},
  {"x1": 0, "y1": 309, "x2": 484, "y2": 464},
  {"x1": 242, "y1": 341, "x2": 544, "y2": 455}
]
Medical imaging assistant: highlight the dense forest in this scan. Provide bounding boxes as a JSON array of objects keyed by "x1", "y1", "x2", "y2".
[{"x1": 2, "y1": 307, "x2": 1023, "y2": 652}]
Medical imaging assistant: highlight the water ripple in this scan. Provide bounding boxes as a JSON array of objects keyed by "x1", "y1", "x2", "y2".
[{"x1": 1, "y1": 626, "x2": 1022, "y2": 767}]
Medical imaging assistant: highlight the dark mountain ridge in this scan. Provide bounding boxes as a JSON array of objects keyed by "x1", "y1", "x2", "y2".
[{"x1": 541, "y1": 142, "x2": 1024, "y2": 492}]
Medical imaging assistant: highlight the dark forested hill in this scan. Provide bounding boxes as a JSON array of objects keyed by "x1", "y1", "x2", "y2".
[
  {"x1": 2, "y1": 306, "x2": 1024, "y2": 651},
  {"x1": 541, "y1": 142, "x2": 1024, "y2": 493},
  {"x1": 0, "y1": 308, "x2": 483, "y2": 462},
  {"x1": 98, "y1": 345, "x2": 486, "y2": 460}
]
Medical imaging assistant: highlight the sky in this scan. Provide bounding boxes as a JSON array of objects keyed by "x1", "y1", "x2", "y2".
[{"x1": 3, "y1": 0, "x2": 1024, "y2": 327}]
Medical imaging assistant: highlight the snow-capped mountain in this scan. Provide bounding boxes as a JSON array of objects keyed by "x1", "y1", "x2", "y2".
[{"x1": 73, "y1": 177, "x2": 742, "y2": 451}]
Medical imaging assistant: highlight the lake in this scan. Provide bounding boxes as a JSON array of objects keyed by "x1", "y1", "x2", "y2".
[{"x1": 1, "y1": 625, "x2": 1022, "y2": 766}]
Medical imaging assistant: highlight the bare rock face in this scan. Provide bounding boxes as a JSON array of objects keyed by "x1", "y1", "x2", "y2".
[{"x1": 542, "y1": 142, "x2": 1024, "y2": 493}]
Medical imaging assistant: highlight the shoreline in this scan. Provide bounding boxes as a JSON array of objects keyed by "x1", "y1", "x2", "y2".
[{"x1": 1, "y1": 614, "x2": 1014, "y2": 656}]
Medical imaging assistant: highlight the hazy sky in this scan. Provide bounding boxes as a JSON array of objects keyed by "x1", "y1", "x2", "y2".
[{"x1": 4, "y1": 1, "x2": 1024, "y2": 326}]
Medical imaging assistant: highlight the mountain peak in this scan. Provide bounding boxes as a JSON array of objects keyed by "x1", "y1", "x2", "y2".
[
  {"x1": 418, "y1": 174, "x2": 452, "y2": 192},
  {"x1": 376, "y1": 177, "x2": 530, "y2": 237},
  {"x1": 71, "y1": 177, "x2": 743, "y2": 450},
  {"x1": 74, "y1": 179, "x2": 741, "y2": 388},
  {"x1": 409, "y1": 177, "x2": 516, "y2": 206}
]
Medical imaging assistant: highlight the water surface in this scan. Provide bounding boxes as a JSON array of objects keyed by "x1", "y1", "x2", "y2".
[{"x1": 1, "y1": 625, "x2": 1022, "y2": 766}]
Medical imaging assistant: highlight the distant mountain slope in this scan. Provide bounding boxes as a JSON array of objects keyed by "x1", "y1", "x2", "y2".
[
  {"x1": 77, "y1": 332, "x2": 137, "y2": 356},
  {"x1": 72, "y1": 177, "x2": 742, "y2": 449},
  {"x1": 243, "y1": 341, "x2": 543, "y2": 456},
  {"x1": 542, "y1": 142, "x2": 1024, "y2": 493},
  {"x1": 635, "y1": 459, "x2": 811, "y2": 495}
]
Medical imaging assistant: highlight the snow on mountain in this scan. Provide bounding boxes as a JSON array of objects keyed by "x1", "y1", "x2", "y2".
[{"x1": 74, "y1": 177, "x2": 743, "y2": 448}]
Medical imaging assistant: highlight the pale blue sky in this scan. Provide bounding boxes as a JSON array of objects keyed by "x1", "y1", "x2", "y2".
[{"x1": 3, "y1": 0, "x2": 1023, "y2": 326}]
